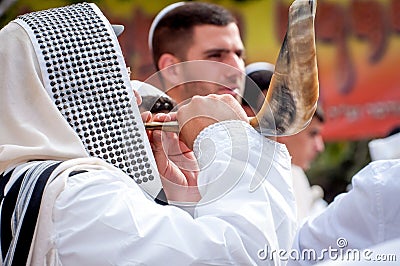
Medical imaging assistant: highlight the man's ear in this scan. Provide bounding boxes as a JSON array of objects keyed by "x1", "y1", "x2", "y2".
[
  {"x1": 158, "y1": 53, "x2": 181, "y2": 75},
  {"x1": 158, "y1": 53, "x2": 180, "y2": 73},
  {"x1": 157, "y1": 53, "x2": 182, "y2": 88}
]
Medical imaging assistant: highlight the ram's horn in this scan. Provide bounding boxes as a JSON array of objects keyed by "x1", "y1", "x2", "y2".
[
  {"x1": 145, "y1": 0, "x2": 319, "y2": 136},
  {"x1": 249, "y1": 0, "x2": 319, "y2": 136}
]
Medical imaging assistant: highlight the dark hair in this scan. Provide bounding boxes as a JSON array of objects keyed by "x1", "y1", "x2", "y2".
[
  {"x1": 314, "y1": 104, "x2": 325, "y2": 123},
  {"x1": 243, "y1": 69, "x2": 273, "y2": 112},
  {"x1": 386, "y1": 126, "x2": 400, "y2": 137},
  {"x1": 152, "y1": 2, "x2": 237, "y2": 69}
]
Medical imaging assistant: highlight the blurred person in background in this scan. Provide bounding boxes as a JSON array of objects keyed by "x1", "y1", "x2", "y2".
[
  {"x1": 277, "y1": 106, "x2": 327, "y2": 221},
  {"x1": 242, "y1": 61, "x2": 274, "y2": 116},
  {"x1": 245, "y1": 62, "x2": 327, "y2": 222}
]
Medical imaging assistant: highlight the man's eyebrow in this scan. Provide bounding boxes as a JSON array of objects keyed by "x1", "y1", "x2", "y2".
[
  {"x1": 203, "y1": 48, "x2": 244, "y2": 56},
  {"x1": 203, "y1": 48, "x2": 229, "y2": 55}
]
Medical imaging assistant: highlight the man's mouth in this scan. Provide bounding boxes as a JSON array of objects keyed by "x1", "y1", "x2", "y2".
[{"x1": 218, "y1": 87, "x2": 240, "y2": 97}]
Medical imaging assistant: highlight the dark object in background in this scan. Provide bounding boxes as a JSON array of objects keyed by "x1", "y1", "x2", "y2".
[{"x1": 141, "y1": 95, "x2": 176, "y2": 114}]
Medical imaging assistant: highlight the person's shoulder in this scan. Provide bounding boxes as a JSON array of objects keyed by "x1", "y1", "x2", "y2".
[
  {"x1": 351, "y1": 159, "x2": 400, "y2": 197},
  {"x1": 365, "y1": 159, "x2": 400, "y2": 183}
]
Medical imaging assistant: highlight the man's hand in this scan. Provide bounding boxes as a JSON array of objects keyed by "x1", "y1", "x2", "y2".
[
  {"x1": 147, "y1": 112, "x2": 200, "y2": 203},
  {"x1": 144, "y1": 94, "x2": 248, "y2": 203},
  {"x1": 177, "y1": 94, "x2": 249, "y2": 150}
]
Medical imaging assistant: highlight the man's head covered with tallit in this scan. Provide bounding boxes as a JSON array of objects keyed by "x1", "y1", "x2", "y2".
[{"x1": 0, "y1": 2, "x2": 162, "y2": 198}]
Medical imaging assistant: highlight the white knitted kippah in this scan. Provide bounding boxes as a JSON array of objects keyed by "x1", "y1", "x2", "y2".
[{"x1": 148, "y1": 2, "x2": 185, "y2": 51}]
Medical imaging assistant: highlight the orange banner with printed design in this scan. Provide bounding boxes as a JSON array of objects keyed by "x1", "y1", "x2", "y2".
[
  {"x1": 310, "y1": 0, "x2": 400, "y2": 141},
  {"x1": 258, "y1": 0, "x2": 400, "y2": 141}
]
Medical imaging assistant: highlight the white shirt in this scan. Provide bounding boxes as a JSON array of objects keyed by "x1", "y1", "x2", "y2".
[
  {"x1": 28, "y1": 121, "x2": 296, "y2": 265},
  {"x1": 291, "y1": 165, "x2": 326, "y2": 222},
  {"x1": 289, "y1": 159, "x2": 400, "y2": 265},
  {"x1": 315, "y1": 237, "x2": 400, "y2": 265}
]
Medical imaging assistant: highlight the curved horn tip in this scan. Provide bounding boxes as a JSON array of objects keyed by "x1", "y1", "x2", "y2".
[
  {"x1": 291, "y1": 0, "x2": 317, "y2": 15},
  {"x1": 310, "y1": 0, "x2": 317, "y2": 15}
]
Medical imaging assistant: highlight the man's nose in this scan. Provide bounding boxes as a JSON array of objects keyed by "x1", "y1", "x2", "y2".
[
  {"x1": 224, "y1": 52, "x2": 244, "y2": 71},
  {"x1": 315, "y1": 136, "x2": 325, "y2": 153},
  {"x1": 223, "y1": 54, "x2": 244, "y2": 81}
]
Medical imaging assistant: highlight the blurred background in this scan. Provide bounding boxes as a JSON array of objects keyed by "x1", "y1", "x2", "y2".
[{"x1": 1, "y1": 0, "x2": 399, "y2": 203}]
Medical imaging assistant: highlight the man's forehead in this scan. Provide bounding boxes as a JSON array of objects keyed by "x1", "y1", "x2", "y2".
[
  {"x1": 189, "y1": 23, "x2": 243, "y2": 52},
  {"x1": 306, "y1": 118, "x2": 324, "y2": 133}
]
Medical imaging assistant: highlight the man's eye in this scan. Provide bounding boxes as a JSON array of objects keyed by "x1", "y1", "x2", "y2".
[
  {"x1": 236, "y1": 51, "x2": 244, "y2": 59},
  {"x1": 208, "y1": 53, "x2": 222, "y2": 59}
]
